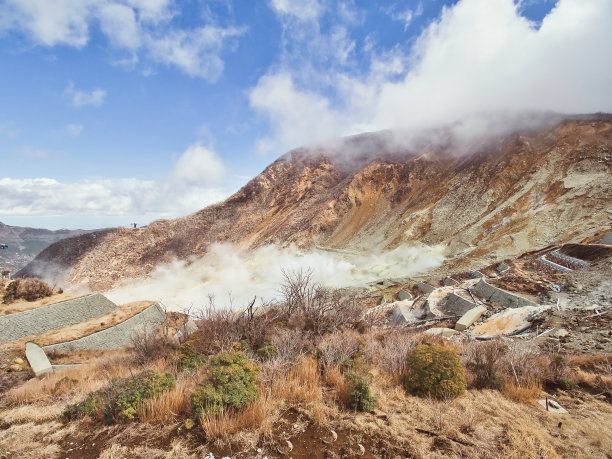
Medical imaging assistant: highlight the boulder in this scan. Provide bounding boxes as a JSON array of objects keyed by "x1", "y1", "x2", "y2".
[
  {"x1": 455, "y1": 306, "x2": 487, "y2": 331},
  {"x1": 13, "y1": 358, "x2": 24, "y2": 365},
  {"x1": 9, "y1": 364, "x2": 21, "y2": 372}
]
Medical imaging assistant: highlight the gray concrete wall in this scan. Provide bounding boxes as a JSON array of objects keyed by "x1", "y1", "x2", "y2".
[
  {"x1": 549, "y1": 250, "x2": 589, "y2": 268},
  {"x1": 0, "y1": 294, "x2": 117, "y2": 343},
  {"x1": 538, "y1": 255, "x2": 572, "y2": 273},
  {"x1": 442, "y1": 293, "x2": 477, "y2": 316},
  {"x1": 473, "y1": 278, "x2": 537, "y2": 308},
  {"x1": 43, "y1": 303, "x2": 166, "y2": 351}
]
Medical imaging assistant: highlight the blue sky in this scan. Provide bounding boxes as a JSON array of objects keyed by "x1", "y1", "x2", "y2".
[{"x1": 0, "y1": 0, "x2": 610, "y2": 229}]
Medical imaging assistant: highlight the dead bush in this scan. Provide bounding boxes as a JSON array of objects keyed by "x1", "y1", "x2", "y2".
[
  {"x1": 130, "y1": 328, "x2": 176, "y2": 367},
  {"x1": 193, "y1": 295, "x2": 241, "y2": 353},
  {"x1": 317, "y1": 331, "x2": 362, "y2": 370},
  {"x1": 363, "y1": 330, "x2": 417, "y2": 378},
  {"x1": 462, "y1": 340, "x2": 507, "y2": 389},
  {"x1": 3, "y1": 278, "x2": 53, "y2": 304}
]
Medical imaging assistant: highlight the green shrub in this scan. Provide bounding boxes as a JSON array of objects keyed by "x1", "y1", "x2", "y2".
[
  {"x1": 190, "y1": 351, "x2": 259, "y2": 418},
  {"x1": 403, "y1": 344, "x2": 466, "y2": 399},
  {"x1": 346, "y1": 373, "x2": 376, "y2": 412},
  {"x1": 178, "y1": 340, "x2": 206, "y2": 370},
  {"x1": 63, "y1": 392, "x2": 100, "y2": 420},
  {"x1": 256, "y1": 344, "x2": 278, "y2": 361},
  {"x1": 63, "y1": 371, "x2": 175, "y2": 423}
]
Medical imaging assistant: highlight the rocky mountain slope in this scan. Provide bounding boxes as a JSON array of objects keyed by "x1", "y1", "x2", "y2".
[
  {"x1": 0, "y1": 223, "x2": 94, "y2": 273},
  {"x1": 19, "y1": 115, "x2": 612, "y2": 290}
]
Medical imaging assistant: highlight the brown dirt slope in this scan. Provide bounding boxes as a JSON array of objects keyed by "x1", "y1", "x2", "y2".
[{"x1": 19, "y1": 116, "x2": 612, "y2": 290}]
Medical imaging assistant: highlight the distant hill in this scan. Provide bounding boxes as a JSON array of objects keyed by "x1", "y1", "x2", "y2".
[{"x1": 0, "y1": 222, "x2": 96, "y2": 274}]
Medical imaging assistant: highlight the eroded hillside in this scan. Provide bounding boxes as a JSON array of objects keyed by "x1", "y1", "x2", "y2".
[{"x1": 19, "y1": 116, "x2": 612, "y2": 290}]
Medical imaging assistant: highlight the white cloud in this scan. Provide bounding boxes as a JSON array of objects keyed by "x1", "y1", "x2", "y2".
[
  {"x1": 19, "y1": 146, "x2": 52, "y2": 159},
  {"x1": 170, "y1": 143, "x2": 225, "y2": 185},
  {"x1": 0, "y1": 0, "x2": 93, "y2": 47},
  {"x1": 66, "y1": 123, "x2": 84, "y2": 136},
  {"x1": 383, "y1": 1, "x2": 423, "y2": 31},
  {"x1": 64, "y1": 83, "x2": 107, "y2": 107},
  {"x1": 146, "y1": 25, "x2": 245, "y2": 80},
  {"x1": 0, "y1": 143, "x2": 230, "y2": 221},
  {"x1": 269, "y1": 0, "x2": 324, "y2": 22},
  {"x1": 0, "y1": 0, "x2": 244, "y2": 81},
  {"x1": 250, "y1": 0, "x2": 612, "y2": 154}
]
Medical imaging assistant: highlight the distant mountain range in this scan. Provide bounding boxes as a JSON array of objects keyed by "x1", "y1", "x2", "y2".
[{"x1": 0, "y1": 222, "x2": 96, "y2": 273}]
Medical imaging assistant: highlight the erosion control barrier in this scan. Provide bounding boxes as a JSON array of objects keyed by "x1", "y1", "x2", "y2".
[
  {"x1": 43, "y1": 303, "x2": 166, "y2": 351},
  {"x1": 442, "y1": 293, "x2": 478, "y2": 316},
  {"x1": 538, "y1": 255, "x2": 572, "y2": 273},
  {"x1": 0, "y1": 294, "x2": 117, "y2": 343},
  {"x1": 548, "y1": 250, "x2": 589, "y2": 268},
  {"x1": 473, "y1": 278, "x2": 538, "y2": 308}
]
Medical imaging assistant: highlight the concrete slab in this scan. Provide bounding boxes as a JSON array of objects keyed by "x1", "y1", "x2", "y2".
[
  {"x1": 455, "y1": 305, "x2": 487, "y2": 331},
  {"x1": 472, "y1": 306, "x2": 547, "y2": 338},
  {"x1": 396, "y1": 289, "x2": 413, "y2": 301},
  {"x1": 25, "y1": 342, "x2": 53, "y2": 377},
  {"x1": 417, "y1": 283, "x2": 435, "y2": 294},
  {"x1": 537, "y1": 399, "x2": 567, "y2": 414},
  {"x1": 443, "y1": 293, "x2": 478, "y2": 316},
  {"x1": 473, "y1": 278, "x2": 538, "y2": 308},
  {"x1": 392, "y1": 300, "x2": 416, "y2": 325},
  {"x1": 442, "y1": 277, "x2": 459, "y2": 287},
  {"x1": 424, "y1": 327, "x2": 459, "y2": 338}
]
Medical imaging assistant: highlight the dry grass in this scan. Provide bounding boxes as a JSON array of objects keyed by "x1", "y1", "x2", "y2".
[
  {"x1": 501, "y1": 379, "x2": 543, "y2": 402},
  {"x1": 8, "y1": 351, "x2": 135, "y2": 405},
  {"x1": 324, "y1": 366, "x2": 351, "y2": 407},
  {"x1": 199, "y1": 395, "x2": 274, "y2": 441},
  {"x1": 0, "y1": 290, "x2": 83, "y2": 316}
]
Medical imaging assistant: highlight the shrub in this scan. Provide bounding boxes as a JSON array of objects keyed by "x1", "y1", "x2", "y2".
[
  {"x1": 346, "y1": 373, "x2": 376, "y2": 412},
  {"x1": 63, "y1": 392, "x2": 99, "y2": 420},
  {"x1": 256, "y1": 344, "x2": 278, "y2": 361},
  {"x1": 178, "y1": 340, "x2": 206, "y2": 370},
  {"x1": 3, "y1": 278, "x2": 53, "y2": 304},
  {"x1": 403, "y1": 344, "x2": 466, "y2": 399},
  {"x1": 463, "y1": 340, "x2": 507, "y2": 389},
  {"x1": 190, "y1": 351, "x2": 259, "y2": 418},
  {"x1": 63, "y1": 371, "x2": 175, "y2": 423}
]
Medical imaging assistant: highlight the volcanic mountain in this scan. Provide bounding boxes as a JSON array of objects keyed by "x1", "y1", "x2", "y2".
[{"x1": 19, "y1": 115, "x2": 612, "y2": 290}]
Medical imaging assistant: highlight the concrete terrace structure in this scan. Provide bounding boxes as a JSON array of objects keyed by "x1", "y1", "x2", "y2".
[
  {"x1": 0, "y1": 293, "x2": 117, "y2": 343},
  {"x1": 43, "y1": 303, "x2": 166, "y2": 351}
]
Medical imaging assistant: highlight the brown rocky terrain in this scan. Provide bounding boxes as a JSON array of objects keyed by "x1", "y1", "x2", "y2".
[{"x1": 19, "y1": 115, "x2": 612, "y2": 291}]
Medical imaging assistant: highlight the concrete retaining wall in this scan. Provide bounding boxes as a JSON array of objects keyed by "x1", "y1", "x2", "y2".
[
  {"x1": 0, "y1": 294, "x2": 117, "y2": 343},
  {"x1": 538, "y1": 255, "x2": 572, "y2": 273},
  {"x1": 442, "y1": 293, "x2": 478, "y2": 316},
  {"x1": 43, "y1": 303, "x2": 166, "y2": 351},
  {"x1": 549, "y1": 250, "x2": 589, "y2": 268},
  {"x1": 473, "y1": 278, "x2": 537, "y2": 308}
]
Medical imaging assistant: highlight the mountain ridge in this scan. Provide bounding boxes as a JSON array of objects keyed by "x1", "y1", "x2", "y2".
[{"x1": 19, "y1": 115, "x2": 612, "y2": 290}]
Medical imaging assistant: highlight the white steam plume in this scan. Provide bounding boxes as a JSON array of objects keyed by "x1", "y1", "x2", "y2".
[{"x1": 105, "y1": 242, "x2": 444, "y2": 311}]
